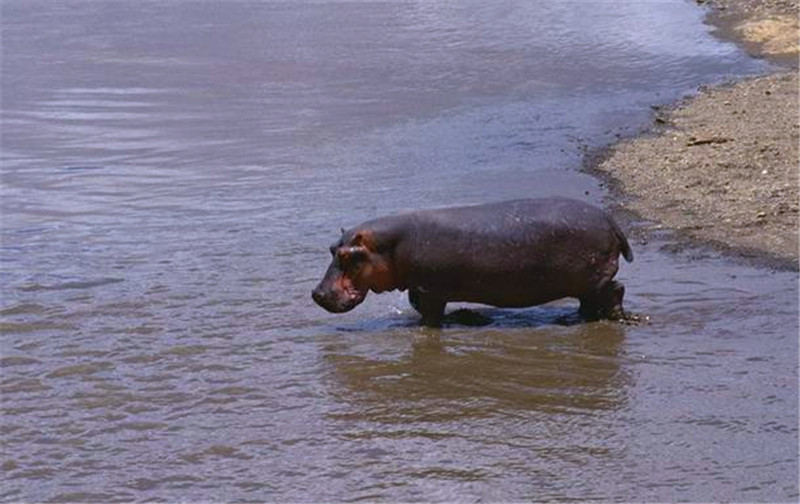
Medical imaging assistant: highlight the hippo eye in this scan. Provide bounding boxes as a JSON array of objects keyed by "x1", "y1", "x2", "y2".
[
  {"x1": 336, "y1": 247, "x2": 367, "y2": 268},
  {"x1": 350, "y1": 248, "x2": 367, "y2": 262}
]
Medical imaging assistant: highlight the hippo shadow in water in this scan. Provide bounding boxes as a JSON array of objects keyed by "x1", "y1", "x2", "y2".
[
  {"x1": 444, "y1": 305, "x2": 585, "y2": 328},
  {"x1": 334, "y1": 302, "x2": 589, "y2": 333}
]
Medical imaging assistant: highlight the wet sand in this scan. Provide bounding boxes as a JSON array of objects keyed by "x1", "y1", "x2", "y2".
[{"x1": 594, "y1": 0, "x2": 799, "y2": 270}]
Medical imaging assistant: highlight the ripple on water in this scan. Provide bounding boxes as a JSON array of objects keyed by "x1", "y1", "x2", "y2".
[{"x1": 0, "y1": 1, "x2": 795, "y2": 502}]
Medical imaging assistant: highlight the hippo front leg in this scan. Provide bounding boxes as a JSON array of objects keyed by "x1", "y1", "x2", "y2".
[{"x1": 408, "y1": 288, "x2": 446, "y2": 327}]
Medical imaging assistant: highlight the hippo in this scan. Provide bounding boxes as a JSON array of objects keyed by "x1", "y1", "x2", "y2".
[{"x1": 312, "y1": 197, "x2": 633, "y2": 327}]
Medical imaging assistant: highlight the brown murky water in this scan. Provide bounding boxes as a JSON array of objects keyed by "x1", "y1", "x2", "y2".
[{"x1": 1, "y1": 2, "x2": 797, "y2": 502}]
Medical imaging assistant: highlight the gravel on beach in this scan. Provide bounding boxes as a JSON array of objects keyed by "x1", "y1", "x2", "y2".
[{"x1": 595, "y1": 1, "x2": 799, "y2": 269}]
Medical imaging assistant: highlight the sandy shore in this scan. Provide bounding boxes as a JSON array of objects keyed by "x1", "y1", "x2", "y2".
[{"x1": 593, "y1": 0, "x2": 798, "y2": 270}]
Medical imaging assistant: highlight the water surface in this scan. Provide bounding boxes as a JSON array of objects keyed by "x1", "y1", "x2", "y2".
[{"x1": 1, "y1": 2, "x2": 797, "y2": 502}]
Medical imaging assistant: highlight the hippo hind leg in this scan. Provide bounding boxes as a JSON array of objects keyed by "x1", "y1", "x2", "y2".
[
  {"x1": 579, "y1": 280, "x2": 626, "y2": 321},
  {"x1": 408, "y1": 288, "x2": 446, "y2": 327}
]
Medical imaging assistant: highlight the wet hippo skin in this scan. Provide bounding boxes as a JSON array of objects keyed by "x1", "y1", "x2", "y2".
[{"x1": 313, "y1": 197, "x2": 633, "y2": 327}]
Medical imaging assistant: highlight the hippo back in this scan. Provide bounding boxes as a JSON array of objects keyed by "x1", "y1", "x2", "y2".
[{"x1": 401, "y1": 197, "x2": 630, "y2": 306}]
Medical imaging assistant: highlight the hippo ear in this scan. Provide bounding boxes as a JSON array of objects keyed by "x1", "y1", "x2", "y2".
[{"x1": 340, "y1": 227, "x2": 346, "y2": 236}]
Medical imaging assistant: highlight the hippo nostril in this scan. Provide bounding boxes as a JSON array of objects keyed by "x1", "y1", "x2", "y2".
[{"x1": 312, "y1": 289, "x2": 324, "y2": 304}]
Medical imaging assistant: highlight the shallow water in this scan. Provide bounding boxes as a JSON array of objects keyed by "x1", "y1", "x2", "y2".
[{"x1": 1, "y1": 1, "x2": 797, "y2": 502}]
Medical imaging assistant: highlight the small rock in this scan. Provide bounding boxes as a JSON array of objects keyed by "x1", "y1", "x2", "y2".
[{"x1": 686, "y1": 136, "x2": 732, "y2": 146}]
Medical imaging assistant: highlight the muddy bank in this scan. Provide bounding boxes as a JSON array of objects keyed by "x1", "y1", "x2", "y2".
[{"x1": 594, "y1": 1, "x2": 799, "y2": 270}]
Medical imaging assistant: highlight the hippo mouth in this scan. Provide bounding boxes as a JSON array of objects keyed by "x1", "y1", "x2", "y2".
[
  {"x1": 325, "y1": 283, "x2": 367, "y2": 313},
  {"x1": 312, "y1": 272, "x2": 368, "y2": 313}
]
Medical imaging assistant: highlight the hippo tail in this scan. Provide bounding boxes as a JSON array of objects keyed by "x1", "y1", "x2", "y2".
[{"x1": 611, "y1": 219, "x2": 634, "y2": 263}]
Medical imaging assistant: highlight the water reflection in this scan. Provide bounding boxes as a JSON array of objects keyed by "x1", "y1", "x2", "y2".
[
  {"x1": 315, "y1": 321, "x2": 633, "y2": 501},
  {"x1": 324, "y1": 320, "x2": 630, "y2": 422}
]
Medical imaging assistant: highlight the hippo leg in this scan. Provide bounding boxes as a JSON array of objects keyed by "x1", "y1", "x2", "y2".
[
  {"x1": 408, "y1": 288, "x2": 446, "y2": 327},
  {"x1": 579, "y1": 280, "x2": 626, "y2": 321},
  {"x1": 408, "y1": 288, "x2": 421, "y2": 313}
]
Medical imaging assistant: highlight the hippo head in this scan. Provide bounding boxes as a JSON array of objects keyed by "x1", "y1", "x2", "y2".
[{"x1": 312, "y1": 228, "x2": 396, "y2": 313}]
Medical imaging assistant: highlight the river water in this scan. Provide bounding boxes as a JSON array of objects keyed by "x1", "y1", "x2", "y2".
[{"x1": 1, "y1": 2, "x2": 797, "y2": 502}]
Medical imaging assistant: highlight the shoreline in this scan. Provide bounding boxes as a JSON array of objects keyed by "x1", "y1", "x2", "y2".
[{"x1": 588, "y1": 0, "x2": 799, "y2": 271}]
